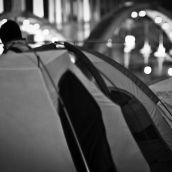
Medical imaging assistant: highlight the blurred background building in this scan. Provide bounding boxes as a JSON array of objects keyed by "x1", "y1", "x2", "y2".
[{"x1": 0, "y1": 0, "x2": 172, "y2": 84}]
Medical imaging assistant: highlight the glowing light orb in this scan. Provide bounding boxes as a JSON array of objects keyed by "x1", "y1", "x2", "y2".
[
  {"x1": 139, "y1": 10, "x2": 146, "y2": 17},
  {"x1": 167, "y1": 68, "x2": 172, "y2": 76},
  {"x1": 144, "y1": 66, "x2": 152, "y2": 74},
  {"x1": 131, "y1": 11, "x2": 138, "y2": 18}
]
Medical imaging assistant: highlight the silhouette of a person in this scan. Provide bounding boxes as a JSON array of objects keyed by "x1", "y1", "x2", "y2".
[{"x1": 0, "y1": 20, "x2": 29, "y2": 53}]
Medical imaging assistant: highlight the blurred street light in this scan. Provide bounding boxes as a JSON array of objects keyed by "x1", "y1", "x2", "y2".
[
  {"x1": 124, "y1": 35, "x2": 135, "y2": 68},
  {"x1": 140, "y1": 40, "x2": 152, "y2": 64}
]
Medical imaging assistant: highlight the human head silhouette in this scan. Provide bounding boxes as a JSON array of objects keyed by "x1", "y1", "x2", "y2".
[{"x1": 0, "y1": 20, "x2": 22, "y2": 44}]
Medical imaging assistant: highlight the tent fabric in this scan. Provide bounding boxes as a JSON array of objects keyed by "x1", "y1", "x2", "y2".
[
  {"x1": 70, "y1": 48, "x2": 172, "y2": 172},
  {"x1": 81, "y1": 48, "x2": 158, "y2": 103},
  {"x1": 0, "y1": 51, "x2": 76, "y2": 172},
  {"x1": 64, "y1": 64, "x2": 150, "y2": 172},
  {"x1": 31, "y1": 45, "x2": 172, "y2": 172},
  {"x1": 58, "y1": 71, "x2": 116, "y2": 172},
  {"x1": 110, "y1": 89, "x2": 172, "y2": 172},
  {"x1": 80, "y1": 49, "x2": 172, "y2": 153},
  {"x1": 32, "y1": 46, "x2": 172, "y2": 171},
  {"x1": 149, "y1": 78, "x2": 172, "y2": 129},
  {"x1": 2, "y1": 45, "x2": 172, "y2": 171},
  {"x1": 32, "y1": 48, "x2": 150, "y2": 172}
]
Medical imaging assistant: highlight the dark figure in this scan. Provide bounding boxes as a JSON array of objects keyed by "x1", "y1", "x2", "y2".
[{"x1": 0, "y1": 20, "x2": 29, "y2": 53}]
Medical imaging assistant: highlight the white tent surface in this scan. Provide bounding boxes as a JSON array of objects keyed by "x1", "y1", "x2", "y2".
[
  {"x1": 149, "y1": 78, "x2": 172, "y2": 129},
  {"x1": 59, "y1": 63, "x2": 150, "y2": 172},
  {"x1": 0, "y1": 50, "x2": 76, "y2": 172},
  {"x1": 0, "y1": 49, "x2": 150, "y2": 172},
  {"x1": 39, "y1": 49, "x2": 150, "y2": 172},
  {"x1": 83, "y1": 50, "x2": 172, "y2": 152},
  {"x1": 76, "y1": 49, "x2": 172, "y2": 172}
]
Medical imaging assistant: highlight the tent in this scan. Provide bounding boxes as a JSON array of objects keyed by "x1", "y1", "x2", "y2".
[
  {"x1": 78, "y1": 48, "x2": 172, "y2": 171},
  {"x1": 28, "y1": 42, "x2": 172, "y2": 171},
  {"x1": 0, "y1": 43, "x2": 152, "y2": 172},
  {"x1": 149, "y1": 77, "x2": 172, "y2": 129},
  {"x1": 34, "y1": 42, "x2": 172, "y2": 171},
  {"x1": 1, "y1": 41, "x2": 172, "y2": 172},
  {"x1": 0, "y1": 50, "x2": 76, "y2": 172}
]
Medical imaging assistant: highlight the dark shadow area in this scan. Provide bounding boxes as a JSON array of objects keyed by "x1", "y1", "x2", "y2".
[
  {"x1": 58, "y1": 71, "x2": 116, "y2": 172},
  {"x1": 110, "y1": 88, "x2": 172, "y2": 172}
]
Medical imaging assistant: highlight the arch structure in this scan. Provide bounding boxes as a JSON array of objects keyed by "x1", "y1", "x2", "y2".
[{"x1": 84, "y1": 2, "x2": 172, "y2": 54}]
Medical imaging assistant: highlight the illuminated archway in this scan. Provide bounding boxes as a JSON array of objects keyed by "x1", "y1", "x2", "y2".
[{"x1": 84, "y1": 2, "x2": 172, "y2": 83}]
